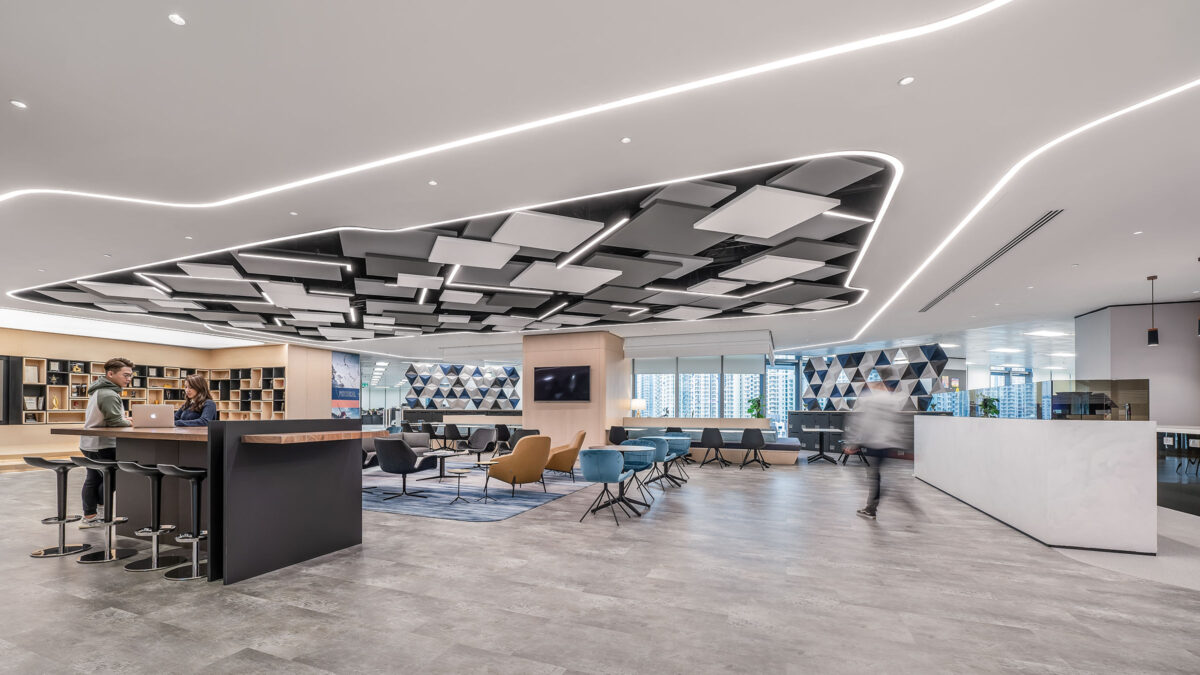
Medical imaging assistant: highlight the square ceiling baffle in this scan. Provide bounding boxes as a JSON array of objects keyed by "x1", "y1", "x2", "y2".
[
  {"x1": 428, "y1": 236, "x2": 519, "y2": 269},
  {"x1": 605, "y1": 201, "x2": 725, "y2": 255},
  {"x1": 492, "y1": 211, "x2": 603, "y2": 252},
  {"x1": 177, "y1": 262, "x2": 244, "y2": 279},
  {"x1": 233, "y1": 252, "x2": 345, "y2": 281},
  {"x1": 643, "y1": 252, "x2": 713, "y2": 279},
  {"x1": 582, "y1": 252, "x2": 680, "y2": 288},
  {"x1": 693, "y1": 185, "x2": 840, "y2": 239},
  {"x1": 510, "y1": 261, "x2": 621, "y2": 294},
  {"x1": 639, "y1": 180, "x2": 737, "y2": 209},
  {"x1": 687, "y1": 279, "x2": 745, "y2": 294},
  {"x1": 767, "y1": 157, "x2": 883, "y2": 195},
  {"x1": 719, "y1": 255, "x2": 823, "y2": 282}
]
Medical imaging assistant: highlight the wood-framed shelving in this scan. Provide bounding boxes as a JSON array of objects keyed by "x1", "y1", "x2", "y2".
[{"x1": 7, "y1": 358, "x2": 286, "y2": 424}]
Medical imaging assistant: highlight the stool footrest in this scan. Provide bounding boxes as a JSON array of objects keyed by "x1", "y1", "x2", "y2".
[
  {"x1": 134, "y1": 525, "x2": 176, "y2": 537},
  {"x1": 175, "y1": 531, "x2": 208, "y2": 544},
  {"x1": 41, "y1": 515, "x2": 81, "y2": 525}
]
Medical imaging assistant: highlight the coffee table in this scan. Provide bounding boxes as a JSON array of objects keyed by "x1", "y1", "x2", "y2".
[
  {"x1": 419, "y1": 450, "x2": 466, "y2": 482},
  {"x1": 446, "y1": 468, "x2": 472, "y2": 505}
]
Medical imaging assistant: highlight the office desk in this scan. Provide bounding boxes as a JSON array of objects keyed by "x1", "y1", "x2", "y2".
[{"x1": 53, "y1": 419, "x2": 363, "y2": 584}]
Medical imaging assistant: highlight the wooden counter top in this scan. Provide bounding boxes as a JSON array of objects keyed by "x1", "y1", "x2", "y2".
[
  {"x1": 242, "y1": 430, "x2": 376, "y2": 444},
  {"x1": 51, "y1": 427, "x2": 210, "y2": 442}
]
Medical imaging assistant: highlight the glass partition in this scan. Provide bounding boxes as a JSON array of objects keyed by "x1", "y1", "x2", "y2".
[{"x1": 932, "y1": 379, "x2": 1149, "y2": 420}]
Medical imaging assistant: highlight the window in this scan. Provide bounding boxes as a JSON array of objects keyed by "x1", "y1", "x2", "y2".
[
  {"x1": 722, "y1": 355, "x2": 764, "y2": 418},
  {"x1": 634, "y1": 357, "x2": 676, "y2": 417},
  {"x1": 766, "y1": 364, "x2": 797, "y2": 436},
  {"x1": 678, "y1": 356, "x2": 720, "y2": 418}
]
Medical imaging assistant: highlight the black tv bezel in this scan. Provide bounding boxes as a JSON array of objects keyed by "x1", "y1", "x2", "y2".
[{"x1": 532, "y1": 365, "x2": 591, "y2": 402}]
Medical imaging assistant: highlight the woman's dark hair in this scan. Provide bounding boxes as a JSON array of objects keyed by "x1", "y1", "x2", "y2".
[{"x1": 183, "y1": 374, "x2": 213, "y2": 413}]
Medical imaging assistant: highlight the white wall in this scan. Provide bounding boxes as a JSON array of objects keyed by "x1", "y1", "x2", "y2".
[
  {"x1": 914, "y1": 417, "x2": 1157, "y2": 554},
  {"x1": 1076, "y1": 301, "x2": 1200, "y2": 426}
]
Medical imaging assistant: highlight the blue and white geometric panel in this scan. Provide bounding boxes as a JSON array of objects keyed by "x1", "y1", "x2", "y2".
[{"x1": 402, "y1": 362, "x2": 522, "y2": 411}]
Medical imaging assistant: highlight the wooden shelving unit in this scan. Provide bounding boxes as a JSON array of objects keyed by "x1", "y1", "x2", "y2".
[{"x1": 10, "y1": 358, "x2": 286, "y2": 424}]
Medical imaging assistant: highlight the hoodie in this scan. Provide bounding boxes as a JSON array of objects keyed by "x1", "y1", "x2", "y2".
[{"x1": 80, "y1": 376, "x2": 131, "y2": 451}]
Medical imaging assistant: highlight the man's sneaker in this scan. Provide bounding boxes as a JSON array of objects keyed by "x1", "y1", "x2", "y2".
[
  {"x1": 79, "y1": 516, "x2": 105, "y2": 529},
  {"x1": 856, "y1": 509, "x2": 876, "y2": 520}
]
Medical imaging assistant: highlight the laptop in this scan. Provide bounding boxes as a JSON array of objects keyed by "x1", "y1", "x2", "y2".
[{"x1": 131, "y1": 404, "x2": 175, "y2": 428}]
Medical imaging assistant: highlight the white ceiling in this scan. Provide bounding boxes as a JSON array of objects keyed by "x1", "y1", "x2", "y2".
[{"x1": 2, "y1": 0, "x2": 1199, "y2": 356}]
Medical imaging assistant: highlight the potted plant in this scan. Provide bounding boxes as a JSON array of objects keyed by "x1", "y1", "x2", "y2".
[
  {"x1": 980, "y1": 396, "x2": 1000, "y2": 418},
  {"x1": 746, "y1": 396, "x2": 765, "y2": 419}
]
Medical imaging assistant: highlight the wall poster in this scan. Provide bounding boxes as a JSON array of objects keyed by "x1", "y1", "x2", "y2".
[{"x1": 331, "y1": 351, "x2": 361, "y2": 419}]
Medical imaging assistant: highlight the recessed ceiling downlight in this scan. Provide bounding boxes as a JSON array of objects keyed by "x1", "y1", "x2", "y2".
[
  {"x1": 427, "y1": 180, "x2": 438, "y2": 186},
  {"x1": 620, "y1": 137, "x2": 632, "y2": 144},
  {"x1": 897, "y1": 76, "x2": 915, "y2": 86},
  {"x1": 168, "y1": 13, "x2": 186, "y2": 26},
  {"x1": 9, "y1": 100, "x2": 27, "y2": 109}
]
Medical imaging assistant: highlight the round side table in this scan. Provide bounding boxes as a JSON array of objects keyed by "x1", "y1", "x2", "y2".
[
  {"x1": 475, "y1": 460, "x2": 499, "y2": 503},
  {"x1": 447, "y1": 468, "x2": 472, "y2": 505}
]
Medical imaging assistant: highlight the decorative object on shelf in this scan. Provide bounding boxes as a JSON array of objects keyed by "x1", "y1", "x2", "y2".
[
  {"x1": 980, "y1": 396, "x2": 1000, "y2": 418},
  {"x1": 50, "y1": 397, "x2": 59, "y2": 410},
  {"x1": 24, "y1": 365, "x2": 39, "y2": 382},
  {"x1": 630, "y1": 398, "x2": 646, "y2": 418},
  {"x1": 746, "y1": 395, "x2": 765, "y2": 419},
  {"x1": 48, "y1": 361, "x2": 63, "y2": 371},
  {"x1": 71, "y1": 363, "x2": 83, "y2": 373},
  {"x1": 23, "y1": 396, "x2": 37, "y2": 410},
  {"x1": 1147, "y1": 275, "x2": 1159, "y2": 347},
  {"x1": 24, "y1": 413, "x2": 38, "y2": 423}
]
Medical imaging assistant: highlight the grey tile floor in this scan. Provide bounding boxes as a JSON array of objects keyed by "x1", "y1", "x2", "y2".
[{"x1": 2, "y1": 460, "x2": 1199, "y2": 674}]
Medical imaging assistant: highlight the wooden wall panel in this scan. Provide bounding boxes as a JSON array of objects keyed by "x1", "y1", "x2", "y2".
[{"x1": 521, "y1": 331, "x2": 625, "y2": 451}]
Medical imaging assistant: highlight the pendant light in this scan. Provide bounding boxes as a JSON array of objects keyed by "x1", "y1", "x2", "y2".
[{"x1": 1147, "y1": 275, "x2": 1159, "y2": 346}]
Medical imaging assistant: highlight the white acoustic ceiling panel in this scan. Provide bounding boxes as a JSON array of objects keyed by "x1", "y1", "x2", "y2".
[
  {"x1": 482, "y1": 314, "x2": 534, "y2": 327},
  {"x1": 655, "y1": 306, "x2": 720, "y2": 321},
  {"x1": 743, "y1": 303, "x2": 792, "y2": 314},
  {"x1": 693, "y1": 185, "x2": 840, "y2": 239},
  {"x1": 39, "y1": 289, "x2": 98, "y2": 303},
  {"x1": 492, "y1": 211, "x2": 603, "y2": 252},
  {"x1": 795, "y1": 298, "x2": 849, "y2": 310},
  {"x1": 233, "y1": 253, "x2": 347, "y2": 281},
  {"x1": 154, "y1": 275, "x2": 263, "y2": 298},
  {"x1": 78, "y1": 281, "x2": 169, "y2": 300},
  {"x1": 428, "y1": 236, "x2": 519, "y2": 269},
  {"x1": 510, "y1": 261, "x2": 621, "y2": 294},
  {"x1": 438, "y1": 314, "x2": 472, "y2": 324},
  {"x1": 317, "y1": 326, "x2": 376, "y2": 340},
  {"x1": 391, "y1": 273, "x2": 443, "y2": 289},
  {"x1": 525, "y1": 321, "x2": 561, "y2": 330},
  {"x1": 228, "y1": 320, "x2": 267, "y2": 329},
  {"x1": 289, "y1": 311, "x2": 345, "y2": 323},
  {"x1": 767, "y1": 157, "x2": 883, "y2": 196},
  {"x1": 95, "y1": 303, "x2": 148, "y2": 313},
  {"x1": 688, "y1": 279, "x2": 745, "y2": 294},
  {"x1": 150, "y1": 299, "x2": 205, "y2": 309},
  {"x1": 735, "y1": 213, "x2": 866, "y2": 247},
  {"x1": 363, "y1": 315, "x2": 396, "y2": 325},
  {"x1": 259, "y1": 281, "x2": 351, "y2": 312},
  {"x1": 438, "y1": 290, "x2": 484, "y2": 304},
  {"x1": 554, "y1": 314, "x2": 599, "y2": 326},
  {"x1": 719, "y1": 255, "x2": 823, "y2": 282},
  {"x1": 177, "y1": 262, "x2": 243, "y2": 279},
  {"x1": 639, "y1": 179, "x2": 737, "y2": 209}
]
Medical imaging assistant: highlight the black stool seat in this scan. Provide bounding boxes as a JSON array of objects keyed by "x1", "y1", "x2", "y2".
[
  {"x1": 117, "y1": 461, "x2": 186, "y2": 572},
  {"x1": 158, "y1": 463, "x2": 208, "y2": 581},
  {"x1": 23, "y1": 457, "x2": 91, "y2": 558},
  {"x1": 71, "y1": 456, "x2": 136, "y2": 564}
]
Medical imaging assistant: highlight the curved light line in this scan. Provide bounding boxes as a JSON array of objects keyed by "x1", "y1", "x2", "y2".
[
  {"x1": 779, "y1": 74, "x2": 1200, "y2": 353},
  {"x1": 0, "y1": 1, "x2": 1011, "y2": 210}
]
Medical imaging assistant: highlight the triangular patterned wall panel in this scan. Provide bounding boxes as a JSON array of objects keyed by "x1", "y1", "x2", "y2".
[
  {"x1": 397, "y1": 363, "x2": 523, "y2": 411},
  {"x1": 799, "y1": 344, "x2": 949, "y2": 412}
]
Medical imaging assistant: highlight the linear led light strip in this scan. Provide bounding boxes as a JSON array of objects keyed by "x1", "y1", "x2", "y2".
[
  {"x1": 439, "y1": 263, "x2": 551, "y2": 297},
  {"x1": 779, "y1": 73, "x2": 1200, "y2": 352},
  {"x1": 557, "y1": 218, "x2": 629, "y2": 269},
  {"x1": 0, "y1": 1, "x2": 1011, "y2": 210},
  {"x1": 611, "y1": 304, "x2": 649, "y2": 316},
  {"x1": 537, "y1": 302, "x2": 568, "y2": 321}
]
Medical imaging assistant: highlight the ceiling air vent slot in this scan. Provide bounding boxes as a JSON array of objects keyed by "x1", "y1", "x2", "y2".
[{"x1": 919, "y1": 209, "x2": 1063, "y2": 313}]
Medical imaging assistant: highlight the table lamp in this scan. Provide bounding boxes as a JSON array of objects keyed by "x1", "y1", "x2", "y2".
[{"x1": 630, "y1": 399, "x2": 646, "y2": 418}]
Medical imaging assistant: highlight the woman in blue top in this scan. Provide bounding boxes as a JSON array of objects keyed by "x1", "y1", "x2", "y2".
[{"x1": 175, "y1": 374, "x2": 217, "y2": 427}]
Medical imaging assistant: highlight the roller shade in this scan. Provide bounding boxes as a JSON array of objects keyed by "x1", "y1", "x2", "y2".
[
  {"x1": 678, "y1": 356, "x2": 720, "y2": 373},
  {"x1": 723, "y1": 354, "x2": 766, "y2": 375},
  {"x1": 633, "y1": 357, "x2": 676, "y2": 375}
]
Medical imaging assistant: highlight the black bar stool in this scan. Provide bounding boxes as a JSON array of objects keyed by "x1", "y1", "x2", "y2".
[
  {"x1": 70, "y1": 456, "x2": 136, "y2": 563},
  {"x1": 23, "y1": 457, "x2": 92, "y2": 558},
  {"x1": 158, "y1": 464, "x2": 207, "y2": 581},
  {"x1": 116, "y1": 461, "x2": 187, "y2": 572},
  {"x1": 699, "y1": 428, "x2": 731, "y2": 468}
]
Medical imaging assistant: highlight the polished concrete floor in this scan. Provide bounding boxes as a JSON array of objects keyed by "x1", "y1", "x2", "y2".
[{"x1": 3, "y1": 460, "x2": 1200, "y2": 674}]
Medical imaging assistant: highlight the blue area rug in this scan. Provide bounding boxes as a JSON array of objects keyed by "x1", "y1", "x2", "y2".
[{"x1": 361, "y1": 459, "x2": 592, "y2": 522}]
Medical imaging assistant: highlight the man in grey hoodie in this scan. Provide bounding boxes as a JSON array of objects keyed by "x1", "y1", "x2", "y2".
[{"x1": 79, "y1": 357, "x2": 134, "y2": 527}]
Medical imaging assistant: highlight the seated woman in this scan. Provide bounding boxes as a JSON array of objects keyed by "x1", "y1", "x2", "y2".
[{"x1": 174, "y1": 374, "x2": 217, "y2": 427}]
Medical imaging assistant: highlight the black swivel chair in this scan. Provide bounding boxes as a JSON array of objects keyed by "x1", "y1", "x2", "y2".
[
  {"x1": 442, "y1": 424, "x2": 465, "y2": 450},
  {"x1": 499, "y1": 428, "x2": 539, "y2": 456},
  {"x1": 739, "y1": 428, "x2": 769, "y2": 471},
  {"x1": 375, "y1": 438, "x2": 438, "y2": 499},
  {"x1": 419, "y1": 421, "x2": 440, "y2": 447},
  {"x1": 462, "y1": 428, "x2": 497, "y2": 464},
  {"x1": 608, "y1": 426, "x2": 629, "y2": 445},
  {"x1": 400, "y1": 421, "x2": 415, "y2": 433},
  {"x1": 699, "y1": 428, "x2": 731, "y2": 468},
  {"x1": 493, "y1": 424, "x2": 512, "y2": 456}
]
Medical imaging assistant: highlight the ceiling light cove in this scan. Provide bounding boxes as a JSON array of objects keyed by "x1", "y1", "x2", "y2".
[{"x1": 0, "y1": 1, "x2": 1013, "y2": 210}]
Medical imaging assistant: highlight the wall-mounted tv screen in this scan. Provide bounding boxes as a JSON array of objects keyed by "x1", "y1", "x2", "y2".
[{"x1": 533, "y1": 365, "x2": 591, "y2": 401}]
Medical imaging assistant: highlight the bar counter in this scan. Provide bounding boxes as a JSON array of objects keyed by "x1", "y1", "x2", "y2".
[{"x1": 53, "y1": 419, "x2": 363, "y2": 584}]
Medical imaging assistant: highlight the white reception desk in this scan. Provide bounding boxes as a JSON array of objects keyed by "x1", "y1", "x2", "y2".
[{"x1": 914, "y1": 417, "x2": 1157, "y2": 555}]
